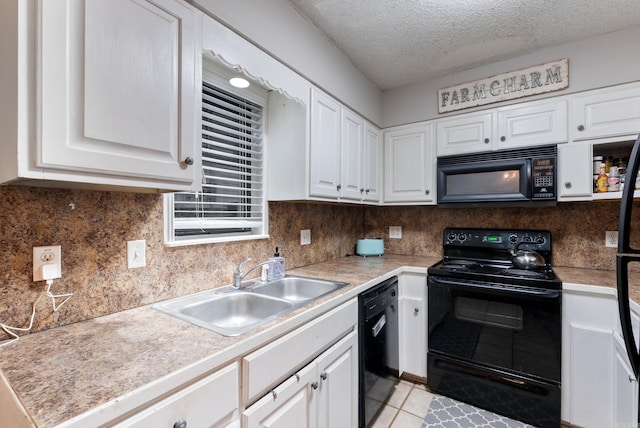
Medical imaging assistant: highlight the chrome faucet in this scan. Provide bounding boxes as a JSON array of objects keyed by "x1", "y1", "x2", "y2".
[{"x1": 233, "y1": 258, "x2": 273, "y2": 289}]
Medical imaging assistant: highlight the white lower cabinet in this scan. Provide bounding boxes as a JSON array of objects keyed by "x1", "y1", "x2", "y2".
[
  {"x1": 398, "y1": 273, "x2": 427, "y2": 379},
  {"x1": 562, "y1": 284, "x2": 640, "y2": 427},
  {"x1": 242, "y1": 299, "x2": 358, "y2": 428},
  {"x1": 113, "y1": 362, "x2": 239, "y2": 428},
  {"x1": 243, "y1": 331, "x2": 358, "y2": 428}
]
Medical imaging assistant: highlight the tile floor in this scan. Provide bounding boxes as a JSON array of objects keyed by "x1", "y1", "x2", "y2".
[{"x1": 369, "y1": 380, "x2": 433, "y2": 428}]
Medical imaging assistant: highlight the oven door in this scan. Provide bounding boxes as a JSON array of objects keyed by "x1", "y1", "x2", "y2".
[
  {"x1": 427, "y1": 275, "x2": 561, "y2": 383},
  {"x1": 437, "y1": 157, "x2": 530, "y2": 204}
]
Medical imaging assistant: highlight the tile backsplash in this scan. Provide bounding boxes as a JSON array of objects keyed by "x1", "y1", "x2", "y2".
[{"x1": 0, "y1": 185, "x2": 630, "y2": 339}]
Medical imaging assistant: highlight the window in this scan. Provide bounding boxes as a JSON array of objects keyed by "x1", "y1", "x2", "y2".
[{"x1": 164, "y1": 65, "x2": 268, "y2": 246}]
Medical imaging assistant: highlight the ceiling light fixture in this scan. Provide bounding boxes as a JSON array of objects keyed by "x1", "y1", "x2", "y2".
[{"x1": 229, "y1": 74, "x2": 250, "y2": 88}]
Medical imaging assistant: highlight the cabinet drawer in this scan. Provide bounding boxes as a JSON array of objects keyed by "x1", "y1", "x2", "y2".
[
  {"x1": 113, "y1": 362, "x2": 239, "y2": 428},
  {"x1": 243, "y1": 299, "x2": 357, "y2": 404}
]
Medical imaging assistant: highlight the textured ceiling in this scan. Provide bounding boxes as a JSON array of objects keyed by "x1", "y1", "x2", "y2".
[{"x1": 287, "y1": 0, "x2": 640, "y2": 90}]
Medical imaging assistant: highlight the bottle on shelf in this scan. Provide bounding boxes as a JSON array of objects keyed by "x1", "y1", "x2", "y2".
[{"x1": 597, "y1": 163, "x2": 609, "y2": 193}]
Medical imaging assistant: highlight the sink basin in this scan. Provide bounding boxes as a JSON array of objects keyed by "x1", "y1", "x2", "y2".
[
  {"x1": 154, "y1": 291, "x2": 293, "y2": 337},
  {"x1": 250, "y1": 276, "x2": 349, "y2": 303},
  {"x1": 153, "y1": 275, "x2": 349, "y2": 336}
]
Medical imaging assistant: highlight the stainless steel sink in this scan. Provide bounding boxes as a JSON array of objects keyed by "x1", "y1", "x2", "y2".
[
  {"x1": 153, "y1": 275, "x2": 348, "y2": 336},
  {"x1": 250, "y1": 276, "x2": 349, "y2": 303},
  {"x1": 154, "y1": 291, "x2": 293, "y2": 337}
]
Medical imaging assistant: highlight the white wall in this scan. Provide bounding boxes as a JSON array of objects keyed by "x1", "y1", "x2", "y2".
[
  {"x1": 382, "y1": 25, "x2": 640, "y2": 128},
  {"x1": 190, "y1": 0, "x2": 383, "y2": 125}
]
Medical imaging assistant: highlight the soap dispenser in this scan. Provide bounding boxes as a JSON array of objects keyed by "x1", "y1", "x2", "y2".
[{"x1": 268, "y1": 247, "x2": 285, "y2": 280}]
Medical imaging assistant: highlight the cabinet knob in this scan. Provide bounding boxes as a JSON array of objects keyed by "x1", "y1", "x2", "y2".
[
  {"x1": 173, "y1": 420, "x2": 187, "y2": 428},
  {"x1": 365, "y1": 189, "x2": 370, "y2": 194},
  {"x1": 320, "y1": 372, "x2": 328, "y2": 381},
  {"x1": 630, "y1": 375, "x2": 636, "y2": 383},
  {"x1": 336, "y1": 184, "x2": 342, "y2": 191},
  {"x1": 564, "y1": 182, "x2": 572, "y2": 189},
  {"x1": 425, "y1": 189, "x2": 430, "y2": 195},
  {"x1": 271, "y1": 389, "x2": 278, "y2": 399},
  {"x1": 500, "y1": 136, "x2": 506, "y2": 142},
  {"x1": 414, "y1": 307, "x2": 419, "y2": 314},
  {"x1": 183, "y1": 157, "x2": 194, "y2": 166},
  {"x1": 484, "y1": 138, "x2": 490, "y2": 144},
  {"x1": 577, "y1": 125, "x2": 585, "y2": 132},
  {"x1": 311, "y1": 381, "x2": 319, "y2": 390}
]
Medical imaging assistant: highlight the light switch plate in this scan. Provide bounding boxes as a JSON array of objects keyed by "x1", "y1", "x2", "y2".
[
  {"x1": 301, "y1": 229, "x2": 311, "y2": 245},
  {"x1": 389, "y1": 226, "x2": 402, "y2": 239},
  {"x1": 127, "y1": 240, "x2": 146, "y2": 268},
  {"x1": 606, "y1": 231, "x2": 618, "y2": 248}
]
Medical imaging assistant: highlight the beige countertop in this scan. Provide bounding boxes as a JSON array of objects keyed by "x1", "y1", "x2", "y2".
[{"x1": 0, "y1": 254, "x2": 633, "y2": 427}]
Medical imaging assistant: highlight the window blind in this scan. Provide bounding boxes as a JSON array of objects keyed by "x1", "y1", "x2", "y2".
[{"x1": 172, "y1": 81, "x2": 265, "y2": 238}]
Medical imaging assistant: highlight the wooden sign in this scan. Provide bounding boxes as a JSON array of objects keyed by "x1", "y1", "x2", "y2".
[{"x1": 438, "y1": 59, "x2": 569, "y2": 113}]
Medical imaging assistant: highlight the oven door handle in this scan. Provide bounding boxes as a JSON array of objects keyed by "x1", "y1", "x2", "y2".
[{"x1": 428, "y1": 276, "x2": 561, "y2": 299}]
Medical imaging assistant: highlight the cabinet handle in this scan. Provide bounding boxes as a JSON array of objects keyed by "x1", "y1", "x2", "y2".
[
  {"x1": 183, "y1": 157, "x2": 194, "y2": 166},
  {"x1": 365, "y1": 189, "x2": 370, "y2": 194},
  {"x1": 577, "y1": 125, "x2": 585, "y2": 132},
  {"x1": 564, "y1": 182, "x2": 572, "y2": 189},
  {"x1": 311, "y1": 381, "x2": 319, "y2": 390},
  {"x1": 173, "y1": 420, "x2": 187, "y2": 428},
  {"x1": 271, "y1": 389, "x2": 278, "y2": 399},
  {"x1": 630, "y1": 375, "x2": 636, "y2": 383},
  {"x1": 425, "y1": 189, "x2": 430, "y2": 195},
  {"x1": 484, "y1": 138, "x2": 490, "y2": 144},
  {"x1": 295, "y1": 373, "x2": 300, "y2": 381},
  {"x1": 500, "y1": 136, "x2": 506, "y2": 142},
  {"x1": 414, "y1": 307, "x2": 419, "y2": 314},
  {"x1": 337, "y1": 184, "x2": 342, "y2": 191},
  {"x1": 360, "y1": 188, "x2": 364, "y2": 194},
  {"x1": 320, "y1": 372, "x2": 328, "y2": 381}
]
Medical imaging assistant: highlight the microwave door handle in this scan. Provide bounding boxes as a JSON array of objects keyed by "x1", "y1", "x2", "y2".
[{"x1": 526, "y1": 158, "x2": 533, "y2": 198}]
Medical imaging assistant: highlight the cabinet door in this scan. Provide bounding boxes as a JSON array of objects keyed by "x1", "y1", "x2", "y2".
[
  {"x1": 383, "y1": 124, "x2": 435, "y2": 203},
  {"x1": 316, "y1": 331, "x2": 358, "y2": 428},
  {"x1": 572, "y1": 83, "x2": 640, "y2": 140},
  {"x1": 362, "y1": 123, "x2": 381, "y2": 202},
  {"x1": 567, "y1": 323, "x2": 614, "y2": 428},
  {"x1": 340, "y1": 109, "x2": 364, "y2": 201},
  {"x1": 398, "y1": 273, "x2": 427, "y2": 378},
  {"x1": 243, "y1": 362, "x2": 317, "y2": 428},
  {"x1": 436, "y1": 112, "x2": 493, "y2": 156},
  {"x1": 558, "y1": 143, "x2": 593, "y2": 201},
  {"x1": 114, "y1": 363, "x2": 239, "y2": 428},
  {"x1": 614, "y1": 333, "x2": 638, "y2": 428},
  {"x1": 310, "y1": 89, "x2": 341, "y2": 198},
  {"x1": 496, "y1": 99, "x2": 568, "y2": 150},
  {"x1": 39, "y1": 0, "x2": 199, "y2": 190}
]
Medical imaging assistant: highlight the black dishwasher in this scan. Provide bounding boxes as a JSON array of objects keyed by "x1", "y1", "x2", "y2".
[{"x1": 358, "y1": 276, "x2": 398, "y2": 428}]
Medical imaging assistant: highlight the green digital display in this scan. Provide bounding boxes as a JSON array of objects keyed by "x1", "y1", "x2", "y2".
[{"x1": 485, "y1": 236, "x2": 501, "y2": 243}]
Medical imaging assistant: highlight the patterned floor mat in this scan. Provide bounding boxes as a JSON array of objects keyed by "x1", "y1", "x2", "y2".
[{"x1": 422, "y1": 395, "x2": 535, "y2": 428}]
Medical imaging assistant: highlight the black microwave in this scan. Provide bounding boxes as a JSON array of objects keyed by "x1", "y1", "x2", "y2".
[{"x1": 437, "y1": 145, "x2": 557, "y2": 206}]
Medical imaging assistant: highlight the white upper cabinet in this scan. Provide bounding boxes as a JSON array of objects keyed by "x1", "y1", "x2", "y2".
[
  {"x1": 572, "y1": 82, "x2": 640, "y2": 141},
  {"x1": 310, "y1": 89, "x2": 343, "y2": 198},
  {"x1": 384, "y1": 123, "x2": 436, "y2": 204},
  {"x1": 308, "y1": 88, "x2": 380, "y2": 203},
  {"x1": 436, "y1": 98, "x2": 568, "y2": 156},
  {"x1": 0, "y1": 0, "x2": 202, "y2": 191},
  {"x1": 557, "y1": 143, "x2": 593, "y2": 201},
  {"x1": 496, "y1": 99, "x2": 568, "y2": 149},
  {"x1": 436, "y1": 112, "x2": 493, "y2": 156}
]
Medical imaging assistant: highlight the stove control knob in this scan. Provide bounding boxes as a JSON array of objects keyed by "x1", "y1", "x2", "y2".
[
  {"x1": 447, "y1": 233, "x2": 457, "y2": 242},
  {"x1": 458, "y1": 233, "x2": 467, "y2": 242},
  {"x1": 508, "y1": 234, "x2": 518, "y2": 244},
  {"x1": 535, "y1": 236, "x2": 545, "y2": 244}
]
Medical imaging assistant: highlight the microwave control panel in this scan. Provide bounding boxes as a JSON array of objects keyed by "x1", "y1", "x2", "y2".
[{"x1": 531, "y1": 157, "x2": 555, "y2": 199}]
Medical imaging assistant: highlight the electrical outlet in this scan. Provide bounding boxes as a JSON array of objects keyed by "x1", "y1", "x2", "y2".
[
  {"x1": 127, "y1": 240, "x2": 146, "y2": 268},
  {"x1": 389, "y1": 226, "x2": 402, "y2": 239},
  {"x1": 33, "y1": 245, "x2": 62, "y2": 281},
  {"x1": 606, "y1": 231, "x2": 618, "y2": 248},
  {"x1": 300, "y1": 229, "x2": 311, "y2": 245}
]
